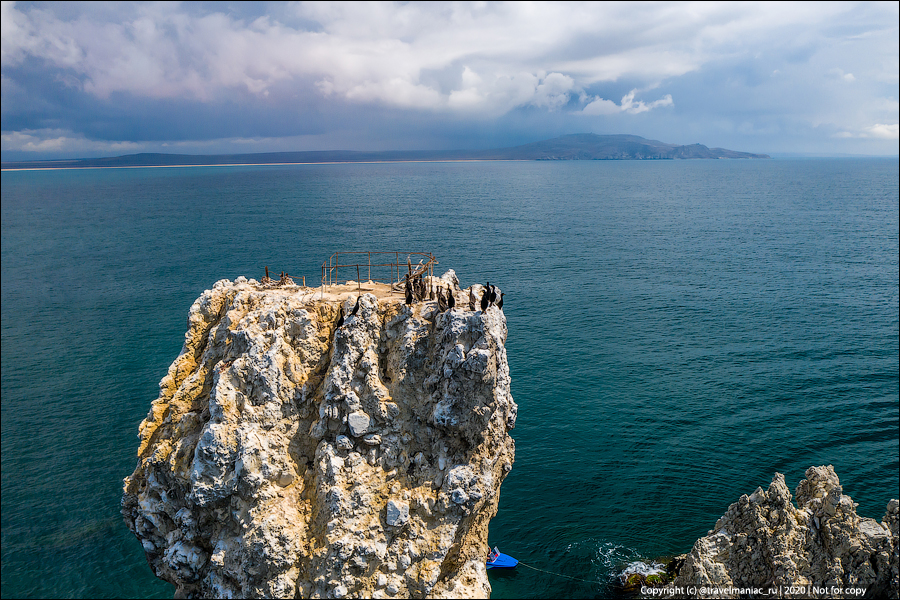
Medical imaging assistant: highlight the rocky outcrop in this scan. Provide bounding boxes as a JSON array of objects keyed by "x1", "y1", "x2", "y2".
[
  {"x1": 122, "y1": 272, "x2": 516, "y2": 598},
  {"x1": 669, "y1": 466, "x2": 898, "y2": 598}
]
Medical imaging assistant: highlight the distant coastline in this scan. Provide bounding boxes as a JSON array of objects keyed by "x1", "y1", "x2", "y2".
[
  {"x1": 1, "y1": 133, "x2": 770, "y2": 171},
  {"x1": 1, "y1": 159, "x2": 533, "y2": 172}
]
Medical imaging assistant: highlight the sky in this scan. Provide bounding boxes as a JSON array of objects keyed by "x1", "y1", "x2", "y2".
[{"x1": 1, "y1": 1, "x2": 898, "y2": 161}]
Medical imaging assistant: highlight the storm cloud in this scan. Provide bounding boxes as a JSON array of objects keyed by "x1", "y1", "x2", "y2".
[{"x1": 2, "y1": 1, "x2": 897, "y2": 159}]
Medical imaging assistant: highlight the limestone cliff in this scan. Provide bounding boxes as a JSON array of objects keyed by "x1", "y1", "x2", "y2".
[
  {"x1": 668, "y1": 466, "x2": 898, "y2": 598},
  {"x1": 122, "y1": 272, "x2": 517, "y2": 598}
]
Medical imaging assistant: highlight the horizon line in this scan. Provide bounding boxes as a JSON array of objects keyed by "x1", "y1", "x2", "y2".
[{"x1": 7, "y1": 155, "x2": 900, "y2": 172}]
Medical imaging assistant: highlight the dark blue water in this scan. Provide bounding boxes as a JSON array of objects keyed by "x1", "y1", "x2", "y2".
[{"x1": 2, "y1": 159, "x2": 898, "y2": 599}]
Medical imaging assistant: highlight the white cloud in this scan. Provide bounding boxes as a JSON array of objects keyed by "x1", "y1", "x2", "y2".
[
  {"x1": 1, "y1": 1, "x2": 845, "y2": 114},
  {"x1": 1, "y1": 128, "x2": 141, "y2": 154},
  {"x1": 828, "y1": 68, "x2": 856, "y2": 82},
  {"x1": 581, "y1": 89, "x2": 674, "y2": 116},
  {"x1": 447, "y1": 66, "x2": 486, "y2": 110},
  {"x1": 344, "y1": 77, "x2": 443, "y2": 109},
  {"x1": 866, "y1": 123, "x2": 899, "y2": 139},
  {"x1": 529, "y1": 72, "x2": 575, "y2": 110},
  {"x1": 834, "y1": 123, "x2": 899, "y2": 139},
  {"x1": 619, "y1": 90, "x2": 674, "y2": 114},
  {"x1": 582, "y1": 97, "x2": 621, "y2": 116},
  {"x1": 445, "y1": 70, "x2": 577, "y2": 116}
]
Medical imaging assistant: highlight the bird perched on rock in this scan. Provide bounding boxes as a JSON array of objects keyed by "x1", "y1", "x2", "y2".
[
  {"x1": 489, "y1": 285, "x2": 497, "y2": 305},
  {"x1": 437, "y1": 286, "x2": 447, "y2": 312},
  {"x1": 469, "y1": 288, "x2": 476, "y2": 311},
  {"x1": 336, "y1": 306, "x2": 345, "y2": 328},
  {"x1": 429, "y1": 280, "x2": 435, "y2": 301},
  {"x1": 497, "y1": 292, "x2": 505, "y2": 310},
  {"x1": 480, "y1": 286, "x2": 489, "y2": 311},
  {"x1": 447, "y1": 286, "x2": 455, "y2": 310},
  {"x1": 351, "y1": 295, "x2": 361, "y2": 316},
  {"x1": 405, "y1": 276, "x2": 413, "y2": 305},
  {"x1": 414, "y1": 276, "x2": 424, "y2": 301}
]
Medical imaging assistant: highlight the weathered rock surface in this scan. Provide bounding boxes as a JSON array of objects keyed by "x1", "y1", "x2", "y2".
[
  {"x1": 669, "y1": 465, "x2": 898, "y2": 598},
  {"x1": 122, "y1": 274, "x2": 516, "y2": 598}
]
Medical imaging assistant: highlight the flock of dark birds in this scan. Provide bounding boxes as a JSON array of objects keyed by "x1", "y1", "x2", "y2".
[
  {"x1": 259, "y1": 265, "x2": 503, "y2": 331},
  {"x1": 404, "y1": 274, "x2": 503, "y2": 313},
  {"x1": 336, "y1": 277, "x2": 504, "y2": 330}
]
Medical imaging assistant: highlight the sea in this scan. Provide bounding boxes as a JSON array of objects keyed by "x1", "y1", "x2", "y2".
[{"x1": 1, "y1": 158, "x2": 898, "y2": 599}]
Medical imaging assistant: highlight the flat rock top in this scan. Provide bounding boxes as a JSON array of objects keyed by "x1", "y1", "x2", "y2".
[
  {"x1": 317, "y1": 281, "x2": 403, "y2": 301},
  {"x1": 241, "y1": 280, "x2": 404, "y2": 302},
  {"x1": 245, "y1": 278, "x2": 468, "y2": 304}
]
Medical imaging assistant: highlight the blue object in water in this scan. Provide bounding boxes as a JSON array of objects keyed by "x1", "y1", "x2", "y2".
[{"x1": 486, "y1": 547, "x2": 518, "y2": 569}]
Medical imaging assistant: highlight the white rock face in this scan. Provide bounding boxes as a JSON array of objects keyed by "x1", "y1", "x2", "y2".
[
  {"x1": 122, "y1": 275, "x2": 517, "y2": 598},
  {"x1": 669, "y1": 465, "x2": 899, "y2": 598}
]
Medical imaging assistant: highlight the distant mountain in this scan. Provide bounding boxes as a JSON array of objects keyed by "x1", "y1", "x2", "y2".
[
  {"x1": 1, "y1": 134, "x2": 768, "y2": 169},
  {"x1": 476, "y1": 133, "x2": 770, "y2": 160}
]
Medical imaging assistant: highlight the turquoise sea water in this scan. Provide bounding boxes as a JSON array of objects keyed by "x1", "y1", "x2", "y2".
[{"x1": 2, "y1": 159, "x2": 898, "y2": 598}]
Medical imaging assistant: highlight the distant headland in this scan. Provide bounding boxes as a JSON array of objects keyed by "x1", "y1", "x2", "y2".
[{"x1": 1, "y1": 133, "x2": 769, "y2": 170}]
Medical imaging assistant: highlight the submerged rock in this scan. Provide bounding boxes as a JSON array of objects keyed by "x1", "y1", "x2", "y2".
[
  {"x1": 619, "y1": 560, "x2": 669, "y2": 591},
  {"x1": 122, "y1": 275, "x2": 516, "y2": 598},
  {"x1": 668, "y1": 465, "x2": 898, "y2": 598}
]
